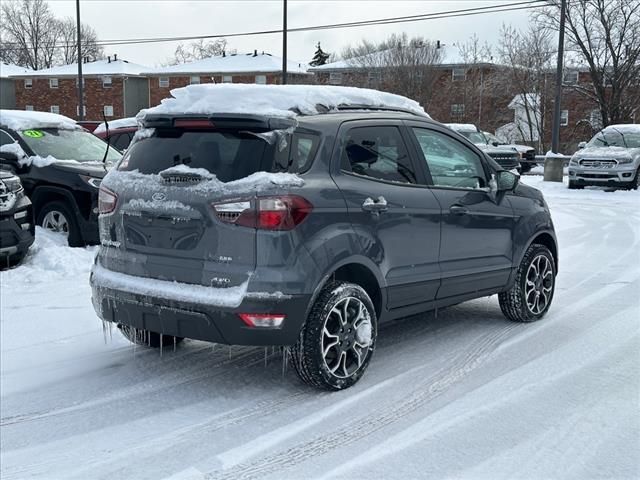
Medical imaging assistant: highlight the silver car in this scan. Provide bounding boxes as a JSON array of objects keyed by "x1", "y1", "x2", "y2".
[{"x1": 568, "y1": 124, "x2": 640, "y2": 190}]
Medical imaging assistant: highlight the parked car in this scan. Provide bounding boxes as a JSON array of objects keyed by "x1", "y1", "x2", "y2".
[
  {"x1": 93, "y1": 117, "x2": 139, "y2": 152},
  {"x1": 91, "y1": 89, "x2": 558, "y2": 391},
  {"x1": 445, "y1": 123, "x2": 521, "y2": 171},
  {"x1": 0, "y1": 110, "x2": 122, "y2": 246},
  {"x1": 0, "y1": 169, "x2": 34, "y2": 267},
  {"x1": 77, "y1": 120, "x2": 102, "y2": 133},
  {"x1": 483, "y1": 131, "x2": 537, "y2": 173},
  {"x1": 568, "y1": 124, "x2": 640, "y2": 190}
]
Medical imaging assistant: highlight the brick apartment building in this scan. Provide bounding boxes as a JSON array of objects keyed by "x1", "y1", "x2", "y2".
[
  {"x1": 1, "y1": 63, "x2": 34, "y2": 109},
  {"x1": 10, "y1": 56, "x2": 151, "y2": 121},
  {"x1": 147, "y1": 51, "x2": 310, "y2": 106}
]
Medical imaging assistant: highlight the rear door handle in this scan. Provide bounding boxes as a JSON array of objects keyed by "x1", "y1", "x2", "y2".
[
  {"x1": 362, "y1": 196, "x2": 388, "y2": 213},
  {"x1": 449, "y1": 204, "x2": 468, "y2": 215}
]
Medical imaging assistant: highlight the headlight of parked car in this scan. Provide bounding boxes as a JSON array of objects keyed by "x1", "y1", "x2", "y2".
[
  {"x1": 569, "y1": 157, "x2": 579, "y2": 166},
  {"x1": 80, "y1": 175, "x2": 102, "y2": 188},
  {"x1": 0, "y1": 174, "x2": 24, "y2": 195}
]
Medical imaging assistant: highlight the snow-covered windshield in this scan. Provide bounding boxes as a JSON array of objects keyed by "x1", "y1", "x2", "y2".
[
  {"x1": 458, "y1": 131, "x2": 488, "y2": 145},
  {"x1": 19, "y1": 128, "x2": 122, "y2": 163},
  {"x1": 587, "y1": 129, "x2": 640, "y2": 149}
]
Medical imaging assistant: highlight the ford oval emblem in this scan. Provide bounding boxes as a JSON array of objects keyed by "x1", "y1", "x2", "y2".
[{"x1": 152, "y1": 192, "x2": 167, "y2": 202}]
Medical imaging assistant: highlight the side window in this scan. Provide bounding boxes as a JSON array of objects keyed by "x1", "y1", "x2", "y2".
[
  {"x1": 113, "y1": 133, "x2": 131, "y2": 151},
  {"x1": 0, "y1": 130, "x2": 16, "y2": 146},
  {"x1": 341, "y1": 126, "x2": 417, "y2": 184},
  {"x1": 412, "y1": 128, "x2": 487, "y2": 189}
]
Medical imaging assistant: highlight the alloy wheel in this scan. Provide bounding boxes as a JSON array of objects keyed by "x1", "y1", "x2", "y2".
[
  {"x1": 42, "y1": 210, "x2": 70, "y2": 235},
  {"x1": 321, "y1": 296, "x2": 373, "y2": 379},
  {"x1": 525, "y1": 254, "x2": 554, "y2": 315}
]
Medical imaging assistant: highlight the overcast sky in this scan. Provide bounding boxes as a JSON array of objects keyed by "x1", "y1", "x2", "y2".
[{"x1": 47, "y1": 0, "x2": 535, "y2": 67}]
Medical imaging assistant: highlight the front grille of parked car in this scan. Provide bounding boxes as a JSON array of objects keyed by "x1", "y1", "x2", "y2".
[
  {"x1": 488, "y1": 153, "x2": 519, "y2": 168},
  {"x1": 579, "y1": 173, "x2": 617, "y2": 179},
  {"x1": 580, "y1": 159, "x2": 617, "y2": 168}
]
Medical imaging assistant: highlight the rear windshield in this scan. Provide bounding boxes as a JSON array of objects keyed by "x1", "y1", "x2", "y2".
[
  {"x1": 121, "y1": 128, "x2": 320, "y2": 181},
  {"x1": 19, "y1": 128, "x2": 122, "y2": 163}
]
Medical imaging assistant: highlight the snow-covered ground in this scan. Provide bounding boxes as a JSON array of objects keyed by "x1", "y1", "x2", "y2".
[{"x1": 1, "y1": 177, "x2": 639, "y2": 480}]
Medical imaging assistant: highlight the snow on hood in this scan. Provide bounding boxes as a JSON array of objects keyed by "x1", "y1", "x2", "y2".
[
  {"x1": 574, "y1": 146, "x2": 635, "y2": 158},
  {"x1": 138, "y1": 84, "x2": 429, "y2": 120},
  {"x1": 0, "y1": 110, "x2": 80, "y2": 131},
  {"x1": 605, "y1": 124, "x2": 640, "y2": 134},
  {"x1": 94, "y1": 117, "x2": 139, "y2": 134}
]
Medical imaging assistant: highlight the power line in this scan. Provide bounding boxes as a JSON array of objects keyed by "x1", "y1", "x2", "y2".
[{"x1": 0, "y1": 0, "x2": 549, "y2": 52}]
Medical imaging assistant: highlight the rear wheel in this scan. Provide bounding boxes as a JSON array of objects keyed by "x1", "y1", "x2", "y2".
[
  {"x1": 118, "y1": 325, "x2": 184, "y2": 349},
  {"x1": 499, "y1": 244, "x2": 556, "y2": 322},
  {"x1": 291, "y1": 281, "x2": 377, "y2": 390},
  {"x1": 37, "y1": 201, "x2": 83, "y2": 247}
]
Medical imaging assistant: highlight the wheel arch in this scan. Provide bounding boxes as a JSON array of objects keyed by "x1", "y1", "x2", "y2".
[
  {"x1": 31, "y1": 185, "x2": 80, "y2": 218},
  {"x1": 526, "y1": 230, "x2": 558, "y2": 272}
]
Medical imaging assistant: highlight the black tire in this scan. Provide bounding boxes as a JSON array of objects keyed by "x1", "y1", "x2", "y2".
[
  {"x1": 118, "y1": 324, "x2": 184, "y2": 349},
  {"x1": 0, "y1": 251, "x2": 28, "y2": 269},
  {"x1": 568, "y1": 180, "x2": 583, "y2": 190},
  {"x1": 291, "y1": 281, "x2": 377, "y2": 391},
  {"x1": 499, "y1": 244, "x2": 556, "y2": 322},
  {"x1": 518, "y1": 163, "x2": 533, "y2": 174},
  {"x1": 36, "y1": 201, "x2": 83, "y2": 247}
]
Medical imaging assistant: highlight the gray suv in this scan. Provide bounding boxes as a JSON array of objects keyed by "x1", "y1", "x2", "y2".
[
  {"x1": 569, "y1": 124, "x2": 640, "y2": 190},
  {"x1": 91, "y1": 108, "x2": 558, "y2": 390}
]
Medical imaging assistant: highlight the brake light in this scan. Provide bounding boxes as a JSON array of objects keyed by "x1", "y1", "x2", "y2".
[
  {"x1": 238, "y1": 313, "x2": 286, "y2": 328},
  {"x1": 98, "y1": 186, "x2": 118, "y2": 214},
  {"x1": 212, "y1": 195, "x2": 312, "y2": 231},
  {"x1": 173, "y1": 118, "x2": 215, "y2": 129}
]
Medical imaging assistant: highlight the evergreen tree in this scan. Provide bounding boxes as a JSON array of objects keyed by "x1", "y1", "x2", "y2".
[{"x1": 310, "y1": 42, "x2": 330, "y2": 67}]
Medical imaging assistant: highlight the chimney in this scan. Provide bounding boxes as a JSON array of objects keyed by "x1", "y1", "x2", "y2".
[
  {"x1": 114, "y1": 53, "x2": 118, "y2": 61},
  {"x1": 253, "y1": 49, "x2": 258, "y2": 57},
  {"x1": 107, "y1": 55, "x2": 111, "y2": 63}
]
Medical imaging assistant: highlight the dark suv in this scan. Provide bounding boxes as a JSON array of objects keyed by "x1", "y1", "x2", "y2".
[
  {"x1": 0, "y1": 169, "x2": 34, "y2": 266},
  {"x1": 91, "y1": 109, "x2": 558, "y2": 390},
  {"x1": 0, "y1": 111, "x2": 122, "y2": 246}
]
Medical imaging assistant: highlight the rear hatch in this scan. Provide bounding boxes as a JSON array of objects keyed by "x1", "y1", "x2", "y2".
[{"x1": 98, "y1": 115, "x2": 300, "y2": 289}]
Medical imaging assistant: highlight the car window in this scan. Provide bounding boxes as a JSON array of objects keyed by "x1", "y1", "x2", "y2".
[
  {"x1": 412, "y1": 128, "x2": 488, "y2": 189},
  {"x1": 112, "y1": 133, "x2": 132, "y2": 151},
  {"x1": 18, "y1": 128, "x2": 121, "y2": 163},
  {"x1": 0, "y1": 130, "x2": 16, "y2": 146},
  {"x1": 341, "y1": 126, "x2": 417, "y2": 184}
]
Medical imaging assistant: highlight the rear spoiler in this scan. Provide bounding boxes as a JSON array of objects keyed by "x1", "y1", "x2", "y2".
[{"x1": 142, "y1": 113, "x2": 295, "y2": 131}]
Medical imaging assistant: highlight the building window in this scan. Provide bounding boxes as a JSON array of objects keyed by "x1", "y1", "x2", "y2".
[
  {"x1": 50, "y1": 105, "x2": 60, "y2": 114},
  {"x1": 49, "y1": 78, "x2": 59, "y2": 89},
  {"x1": 103, "y1": 105, "x2": 114, "y2": 117},
  {"x1": 452, "y1": 68, "x2": 467, "y2": 82},
  {"x1": 329, "y1": 72, "x2": 342, "y2": 85},
  {"x1": 563, "y1": 70, "x2": 579, "y2": 84},
  {"x1": 76, "y1": 105, "x2": 87, "y2": 117},
  {"x1": 255, "y1": 75, "x2": 267, "y2": 84},
  {"x1": 24, "y1": 78, "x2": 33, "y2": 89},
  {"x1": 451, "y1": 103, "x2": 465, "y2": 120},
  {"x1": 190, "y1": 75, "x2": 200, "y2": 85},
  {"x1": 560, "y1": 110, "x2": 569, "y2": 126},
  {"x1": 103, "y1": 76, "x2": 112, "y2": 88},
  {"x1": 25, "y1": 105, "x2": 34, "y2": 111},
  {"x1": 158, "y1": 77, "x2": 169, "y2": 88},
  {"x1": 222, "y1": 75, "x2": 233, "y2": 83}
]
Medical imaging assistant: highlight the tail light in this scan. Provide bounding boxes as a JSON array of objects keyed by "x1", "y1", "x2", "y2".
[
  {"x1": 212, "y1": 195, "x2": 312, "y2": 230},
  {"x1": 98, "y1": 186, "x2": 118, "y2": 214},
  {"x1": 238, "y1": 313, "x2": 285, "y2": 328}
]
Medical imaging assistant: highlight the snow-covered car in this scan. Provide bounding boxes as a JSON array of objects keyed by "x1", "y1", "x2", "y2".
[
  {"x1": 445, "y1": 124, "x2": 521, "y2": 171},
  {"x1": 568, "y1": 124, "x2": 640, "y2": 190},
  {"x1": 483, "y1": 131, "x2": 537, "y2": 173},
  {"x1": 0, "y1": 169, "x2": 34, "y2": 267},
  {"x1": 91, "y1": 84, "x2": 558, "y2": 391},
  {"x1": 0, "y1": 110, "x2": 122, "y2": 246}
]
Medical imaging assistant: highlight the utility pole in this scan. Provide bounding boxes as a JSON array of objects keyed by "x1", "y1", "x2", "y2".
[
  {"x1": 551, "y1": 0, "x2": 566, "y2": 153},
  {"x1": 282, "y1": 0, "x2": 288, "y2": 85},
  {"x1": 76, "y1": 0, "x2": 84, "y2": 121}
]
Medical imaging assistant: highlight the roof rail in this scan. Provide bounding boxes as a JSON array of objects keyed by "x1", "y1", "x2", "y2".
[{"x1": 334, "y1": 104, "x2": 425, "y2": 117}]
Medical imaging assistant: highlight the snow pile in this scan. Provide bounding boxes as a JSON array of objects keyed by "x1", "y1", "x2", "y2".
[
  {"x1": 0, "y1": 110, "x2": 80, "y2": 131},
  {"x1": 131, "y1": 128, "x2": 154, "y2": 142},
  {"x1": 125, "y1": 198, "x2": 194, "y2": 213},
  {"x1": 91, "y1": 263, "x2": 248, "y2": 308},
  {"x1": 138, "y1": 84, "x2": 429, "y2": 120},
  {"x1": 445, "y1": 123, "x2": 478, "y2": 132},
  {"x1": 604, "y1": 124, "x2": 640, "y2": 134},
  {"x1": 94, "y1": 117, "x2": 138, "y2": 134}
]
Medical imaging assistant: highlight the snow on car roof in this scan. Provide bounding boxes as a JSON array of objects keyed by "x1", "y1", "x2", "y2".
[
  {"x1": 445, "y1": 123, "x2": 478, "y2": 132},
  {"x1": 150, "y1": 52, "x2": 308, "y2": 75},
  {"x1": 94, "y1": 117, "x2": 139, "y2": 134},
  {"x1": 138, "y1": 84, "x2": 430, "y2": 120},
  {"x1": 0, "y1": 109, "x2": 80, "y2": 131},
  {"x1": 604, "y1": 124, "x2": 640, "y2": 133}
]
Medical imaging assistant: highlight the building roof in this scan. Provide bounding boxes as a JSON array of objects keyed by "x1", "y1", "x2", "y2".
[
  {"x1": 8, "y1": 58, "x2": 151, "y2": 78},
  {"x1": 149, "y1": 51, "x2": 309, "y2": 76},
  {"x1": 0, "y1": 63, "x2": 35, "y2": 79}
]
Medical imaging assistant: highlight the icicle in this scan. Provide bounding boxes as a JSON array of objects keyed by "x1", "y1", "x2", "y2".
[
  {"x1": 228, "y1": 345, "x2": 232, "y2": 359},
  {"x1": 211, "y1": 343, "x2": 216, "y2": 354},
  {"x1": 173, "y1": 336, "x2": 177, "y2": 352},
  {"x1": 160, "y1": 334, "x2": 163, "y2": 357},
  {"x1": 281, "y1": 347, "x2": 289, "y2": 377},
  {"x1": 108, "y1": 321, "x2": 113, "y2": 342},
  {"x1": 264, "y1": 347, "x2": 268, "y2": 367},
  {"x1": 133, "y1": 328, "x2": 137, "y2": 357},
  {"x1": 101, "y1": 320, "x2": 107, "y2": 345}
]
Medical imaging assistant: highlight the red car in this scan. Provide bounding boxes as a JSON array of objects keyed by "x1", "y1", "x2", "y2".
[{"x1": 93, "y1": 117, "x2": 138, "y2": 151}]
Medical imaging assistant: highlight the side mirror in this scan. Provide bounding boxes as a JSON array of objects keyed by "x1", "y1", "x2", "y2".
[
  {"x1": 497, "y1": 170, "x2": 519, "y2": 192},
  {"x1": 0, "y1": 151, "x2": 21, "y2": 173},
  {"x1": 492, "y1": 141, "x2": 500, "y2": 147},
  {"x1": 577, "y1": 141, "x2": 587, "y2": 149}
]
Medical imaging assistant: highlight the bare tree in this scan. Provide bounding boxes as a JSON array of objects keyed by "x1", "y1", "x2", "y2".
[
  {"x1": 169, "y1": 39, "x2": 228, "y2": 65},
  {"x1": 497, "y1": 25, "x2": 555, "y2": 150},
  {"x1": 57, "y1": 17, "x2": 103, "y2": 65},
  {"x1": 536, "y1": 0, "x2": 640, "y2": 126},
  {"x1": 341, "y1": 33, "x2": 442, "y2": 106}
]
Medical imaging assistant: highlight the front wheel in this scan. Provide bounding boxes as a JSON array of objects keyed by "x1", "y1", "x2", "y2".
[
  {"x1": 291, "y1": 281, "x2": 377, "y2": 390},
  {"x1": 499, "y1": 244, "x2": 556, "y2": 322},
  {"x1": 37, "y1": 201, "x2": 83, "y2": 247},
  {"x1": 119, "y1": 325, "x2": 184, "y2": 349}
]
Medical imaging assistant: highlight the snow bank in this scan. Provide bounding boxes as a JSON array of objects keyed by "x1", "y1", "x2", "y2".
[
  {"x1": 91, "y1": 263, "x2": 248, "y2": 308},
  {"x1": 94, "y1": 117, "x2": 138, "y2": 134},
  {"x1": 545, "y1": 151, "x2": 568, "y2": 158},
  {"x1": 0, "y1": 109, "x2": 80, "y2": 131},
  {"x1": 138, "y1": 84, "x2": 429, "y2": 120}
]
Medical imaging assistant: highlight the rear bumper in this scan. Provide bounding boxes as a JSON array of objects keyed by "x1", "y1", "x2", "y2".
[{"x1": 90, "y1": 265, "x2": 311, "y2": 346}]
